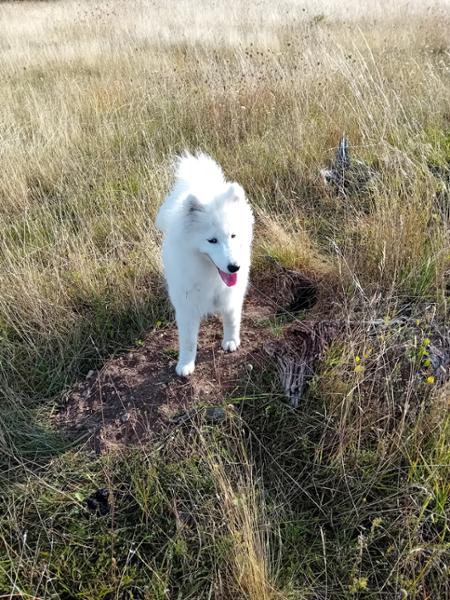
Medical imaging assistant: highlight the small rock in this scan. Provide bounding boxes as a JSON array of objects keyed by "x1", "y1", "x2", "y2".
[
  {"x1": 85, "y1": 488, "x2": 110, "y2": 516},
  {"x1": 205, "y1": 407, "x2": 226, "y2": 423}
]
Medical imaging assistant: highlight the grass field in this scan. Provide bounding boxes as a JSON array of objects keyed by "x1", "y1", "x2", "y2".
[{"x1": 1, "y1": 0, "x2": 450, "y2": 598}]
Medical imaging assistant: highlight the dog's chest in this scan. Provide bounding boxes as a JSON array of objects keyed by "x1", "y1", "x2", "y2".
[
  {"x1": 185, "y1": 280, "x2": 231, "y2": 315},
  {"x1": 212, "y1": 292, "x2": 220, "y2": 310}
]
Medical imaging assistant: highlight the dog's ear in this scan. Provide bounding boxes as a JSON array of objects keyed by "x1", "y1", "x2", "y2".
[
  {"x1": 225, "y1": 182, "x2": 254, "y2": 225},
  {"x1": 186, "y1": 194, "x2": 204, "y2": 214},
  {"x1": 226, "y1": 182, "x2": 246, "y2": 203}
]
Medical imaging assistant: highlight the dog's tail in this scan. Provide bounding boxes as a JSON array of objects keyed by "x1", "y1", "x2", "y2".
[
  {"x1": 174, "y1": 151, "x2": 225, "y2": 191},
  {"x1": 156, "y1": 152, "x2": 226, "y2": 233}
]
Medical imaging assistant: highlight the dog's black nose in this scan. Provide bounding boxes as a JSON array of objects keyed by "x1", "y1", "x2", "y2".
[{"x1": 228, "y1": 264, "x2": 240, "y2": 273}]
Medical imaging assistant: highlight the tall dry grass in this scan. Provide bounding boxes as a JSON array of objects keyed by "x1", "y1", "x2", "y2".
[
  {"x1": 1, "y1": 1, "x2": 450, "y2": 597},
  {"x1": 1, "y1": 0, "x2": 449, "y2": 399}
]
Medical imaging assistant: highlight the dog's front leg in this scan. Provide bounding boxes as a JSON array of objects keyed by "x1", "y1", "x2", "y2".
[
  {"x1": 175, "y1": 309, "x2": 200, "y2": 376},
  {"x1": 222, "y1": 305, "x2": 242, "y2": 352}
]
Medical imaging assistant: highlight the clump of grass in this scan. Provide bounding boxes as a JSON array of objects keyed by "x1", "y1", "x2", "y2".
[
  {"x1": 254, "y1": 211, "x2": 333, "y2": 275},
  {"x1": 200, "y1": 428, "x2": 278, "y2": 600},
  {"x1": 336, "y1": 174, "x2": 450, "y2": 301}
]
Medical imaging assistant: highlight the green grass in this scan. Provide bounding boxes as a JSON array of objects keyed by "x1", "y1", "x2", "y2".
[{"x1": 2, "y1": 373, "x2": 449, "y2": 598}]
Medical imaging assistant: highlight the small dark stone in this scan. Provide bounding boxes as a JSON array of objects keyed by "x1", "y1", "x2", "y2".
[
  {"x1": 86, "y1": 497, "x2": 99, "y2": 512},
  {"x1": 205, "y1": 407, "x2": 226, "y2": 423},
  {"x1": 85, "y1": 488, "x2": 110, "y2": 516},
  {"x1": 94, "y1": 488, "x2": 109, "y2": 501}
]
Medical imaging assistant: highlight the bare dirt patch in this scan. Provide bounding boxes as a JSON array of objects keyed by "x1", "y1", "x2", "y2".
[
  {"x1": 54, "y1": 264, "x2": 450, "y2": 453},
  {"x1": 55, "y1": 268, "x2": 334, "y2": 453}
]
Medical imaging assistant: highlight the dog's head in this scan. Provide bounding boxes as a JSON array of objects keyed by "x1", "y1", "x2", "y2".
[{"x1": 186, "y1": 183, "x2": 254, "y2": 287}]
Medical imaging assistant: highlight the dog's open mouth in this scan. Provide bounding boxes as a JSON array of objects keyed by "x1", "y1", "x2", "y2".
[{"x1": 218, "y1": 269, "x2": 237, "y2": 287}]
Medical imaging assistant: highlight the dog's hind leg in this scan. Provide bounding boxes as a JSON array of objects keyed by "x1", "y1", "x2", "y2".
[
  {"x1": 175, "y1": 309, "x2": 200, "y2": 376},
  {"x1": 222, "y1": 306, "x2": 242, "y2": 352}
]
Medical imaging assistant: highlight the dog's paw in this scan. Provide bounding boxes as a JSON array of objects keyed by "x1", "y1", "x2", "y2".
[
  {"x1": 176, "y1": 361, "x2": 195, "y2": 377},
  {"x1": 222, "y1": 339, "x2": 240, "y2": 352}
]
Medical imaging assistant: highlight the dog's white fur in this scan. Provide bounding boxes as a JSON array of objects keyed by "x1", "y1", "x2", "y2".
[{"x1": 156, "y1": 152, "x2": 254, "y2": 376}]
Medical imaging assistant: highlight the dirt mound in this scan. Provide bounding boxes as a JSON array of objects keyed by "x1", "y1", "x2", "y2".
[
  {"x1": 55, "y1": 268, "x2": 329, "y2": 453},
  {"x1": 57, "y1": 301, "x2": 266, "y2": 453}
]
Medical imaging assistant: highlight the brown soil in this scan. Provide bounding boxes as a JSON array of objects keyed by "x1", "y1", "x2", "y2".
[{"x1": 56, "y1": 268, "x2": 323, "y2": 454}]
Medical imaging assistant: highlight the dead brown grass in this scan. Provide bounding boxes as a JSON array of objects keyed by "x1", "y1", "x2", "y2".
[{"x1": 1, "y1": 1, "x2": 450, "y2": 598}]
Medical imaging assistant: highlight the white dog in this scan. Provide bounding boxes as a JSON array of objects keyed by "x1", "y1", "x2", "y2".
[{"x1": 156, "y1": 152, "x2": 254, "y2": 376}]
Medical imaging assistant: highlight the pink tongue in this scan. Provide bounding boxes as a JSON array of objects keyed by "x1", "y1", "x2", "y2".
[{"x1": 218, "y1": 269, "x2": 237, "y2": 287}]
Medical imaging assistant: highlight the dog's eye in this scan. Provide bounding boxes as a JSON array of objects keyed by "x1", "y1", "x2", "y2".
[
  {"x1": 208, "y1": 238, "x2": 218, "y2": 244},
  {"x1": 231, "y1": 234, "x2": 236, "y2": 238}
]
